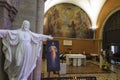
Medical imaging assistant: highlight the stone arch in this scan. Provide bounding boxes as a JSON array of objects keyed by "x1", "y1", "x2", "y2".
[{"x1": 100, "y1": 7, "x2": 120, "y2": 49}]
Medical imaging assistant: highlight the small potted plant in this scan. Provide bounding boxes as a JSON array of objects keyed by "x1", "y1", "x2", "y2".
[{"x1": 102, "y1": 60, "x2": 110, "y2": 71}]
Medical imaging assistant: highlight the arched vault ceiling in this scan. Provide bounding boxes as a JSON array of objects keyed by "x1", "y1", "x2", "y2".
[{"x1": 45, "y1": 0, "x2": 106, "y2": 29}]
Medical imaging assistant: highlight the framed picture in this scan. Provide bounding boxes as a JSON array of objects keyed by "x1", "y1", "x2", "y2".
[{"x1": 46, "y1": 40, "x2": 60, "y2": 72}]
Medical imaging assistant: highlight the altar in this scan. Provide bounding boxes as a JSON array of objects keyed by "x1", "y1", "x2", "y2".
[{"x1": 66, "y1": 54, "x2": 86, "y2": 66}]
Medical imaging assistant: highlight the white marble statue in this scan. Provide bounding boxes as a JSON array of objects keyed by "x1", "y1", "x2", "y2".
[{"x1": 0, "y1": 20, "x2": 53, "y2": 80}]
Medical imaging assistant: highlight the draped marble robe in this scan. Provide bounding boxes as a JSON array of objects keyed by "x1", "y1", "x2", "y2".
[{"x1": 0, "y1": 21, "x2": 53, "y2": 80}]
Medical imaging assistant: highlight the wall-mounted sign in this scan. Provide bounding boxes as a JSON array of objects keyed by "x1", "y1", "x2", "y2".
[{"x1": 63, "y1": 40, "x2": 72, "y2": 46}]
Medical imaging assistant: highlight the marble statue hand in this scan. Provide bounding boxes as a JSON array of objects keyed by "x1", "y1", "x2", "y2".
[{"x1": 48, "y1": 35, "x2": 53, "y2": 40}]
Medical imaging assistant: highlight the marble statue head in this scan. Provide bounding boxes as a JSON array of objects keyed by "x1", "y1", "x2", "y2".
[{"x1": 21, "y1": 20, "x2": 30, "y2": 31}]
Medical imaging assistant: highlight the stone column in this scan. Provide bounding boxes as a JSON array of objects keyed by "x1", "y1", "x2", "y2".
[
  {"x1": 36, "y1": 0, "x2": 45, "y2": 33},
  {"x1": 0, "y1": 0, "x2": 18, "y2": 80},
  {"x1": 0, "y1": 0, "x2": 17, "y2": 29},
  {"x1": 33, "y1": 0, "x2": 45, "y2": 80},
  {"x1": 12, "y1": 0, "x2": 37, "y2": 31}
]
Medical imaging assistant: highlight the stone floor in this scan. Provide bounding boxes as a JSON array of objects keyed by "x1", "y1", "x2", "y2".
[{"x1": 41, "y1": 59, "x2": 120, "y2": 80}]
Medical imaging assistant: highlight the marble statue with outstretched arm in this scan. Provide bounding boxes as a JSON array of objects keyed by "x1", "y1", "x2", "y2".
[{"x1": 0, "y1": 20, "x2": 53, "y2": 80}]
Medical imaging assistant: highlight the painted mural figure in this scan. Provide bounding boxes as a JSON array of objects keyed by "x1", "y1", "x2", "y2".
[
  {"x1": 0, "y1": 20, "x2": 53, "y2": 80},
  {"x1": 71, "y1": 20, "x2": 76, "y2": 38}
]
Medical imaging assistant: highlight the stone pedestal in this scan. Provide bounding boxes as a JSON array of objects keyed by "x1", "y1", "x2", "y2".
[
  {"x1": 59, "y1": 63, "x2": 66, "y2": 75},
  {"x1": 73, "y1": 58, "x2": 77, "y2": 66}
]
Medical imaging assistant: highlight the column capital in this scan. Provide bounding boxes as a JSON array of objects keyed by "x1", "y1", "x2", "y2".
[{"x1": 0, "y1": 1, "x2": 18, "y2": 21}]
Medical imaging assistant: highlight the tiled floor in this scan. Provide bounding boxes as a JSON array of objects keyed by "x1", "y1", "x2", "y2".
[{"x1": 42, "y1": 59, "x2": 120, "y2": 80}]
